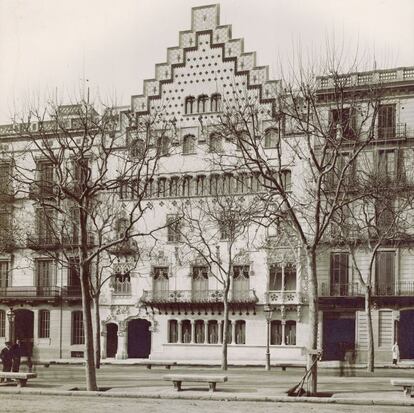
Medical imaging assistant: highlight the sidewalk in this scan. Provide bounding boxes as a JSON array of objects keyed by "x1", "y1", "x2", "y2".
[{"x1": 0, "y1": 363, "x2": 413, "y2": 407}]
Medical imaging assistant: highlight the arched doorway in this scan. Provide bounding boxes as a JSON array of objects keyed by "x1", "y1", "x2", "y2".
[
  {"x1": 127, "y1": 319, "x2": 151, "y2": 358},
  {"x1": 14, "y1": 309, "x2": 34, "y2": 357},
  {"x1": 399, "y1": 310, "x2": 414, "y2": 359},
  {"x1": 106, "y1": 323, "x2": 118, "y2": 358}
]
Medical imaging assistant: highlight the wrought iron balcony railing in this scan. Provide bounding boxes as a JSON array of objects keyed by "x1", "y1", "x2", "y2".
[
  {"x1": 26, "y1": 236, "x2": 60, "y2": 250},
  {"x1": 377, "y1": 123, "x2": 407, "y2": 140},
  {"x1": 61, "y1": 286, "x2": 82, "y2": 298},
  {"x1": 140, "y1": 289, "x2": 258, "y2": 304},
  {"x1": 0, "y1": 286, "x2": 62, "y2": 299},
  {"x1": 320, "y1": 281, "x2": 414, "y2": 297},
  {"x1": 266, "y1": 290, "x2": 304, "y2": 304}
]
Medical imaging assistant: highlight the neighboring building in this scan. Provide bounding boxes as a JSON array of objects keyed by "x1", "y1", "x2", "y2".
[{"x1": 0, "y1": 4, "x2": 413, "y2": 365}]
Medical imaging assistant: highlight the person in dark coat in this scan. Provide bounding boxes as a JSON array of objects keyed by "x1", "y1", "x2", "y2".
[
  {"x1": 0, "y1": 342, "x2": 12, "y2": 382},
  {"x1": 11, "y1": 340, "x2": 21, "y2": 372}
]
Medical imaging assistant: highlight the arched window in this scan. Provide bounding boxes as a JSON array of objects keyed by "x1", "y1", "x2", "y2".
[
  {"x1": 192, "y1": 266, "x2": 208, "y2": 301},
  {"x1": 235, "y1": 320, "x2": 246, "y2": 344},
  {"x1": 182, "y1": 175, "x2": 192, "y2": 197},
  {"x1": 168, "y1": 320, "x2": 178, "y2": 343},
  {"x1": 0, "y1": 310, "x2": 5, "y2": 337},
  {"x1": 270, "y1": 320, "x2": 282, "y2": 345},
  {"x1": 196, "y1": 175, "x2": 206, "y2": 196},
  {"x1": 181, "y1": 320, "x2": 191, "y2": 343},
  {"x1": 182, "y1": 134, "x2": 196, "y2": 154},
  {"x1": 157, "y1": 136, "x2": 169, "y2": 156},
  {"x1": 208, "y1": 320, "x2": 218, "y2": 344},
  {"x1": 185, "y1": 96, "x2": 195, "y2": 114},
  {"x1": 211, "y1": 93, "x2": 221, "y2": 112},
  {"x1": 38, "y1": 309, "x2": 50, "y2": 338},
  {"x1": 264, "y1": 128, "x2": 279, "y2": 148},
  {"x1": 209, "y1": 133, "x2": 222, "y2": 153},
  {"x1": 285, "y1": 320, "x2": 296, "y2": 345},
  {"x1": 195, "y1": 320, "x2": 205, "y2": 343},
  {"x1": 197, "y1": 95, "x2": 209, "y2": 113},
  {"x1": 157, "y1": 177, "x2": 167, "y2": 197},
  {"x1": 169, "y1": 177, "x2": 179, "y2": 197},
  {"x1": 112, "y1": 271, "x2": 131, "y2": 294},
  {"x1": 233, "y1": 265, "x2": 250, "y2": 300},
  {"x1": 220, "y1": 320, "x2": 232, "y2": 343},
  {"x1": 209, "y1": 174, "x2": 220, "y2": 195}
]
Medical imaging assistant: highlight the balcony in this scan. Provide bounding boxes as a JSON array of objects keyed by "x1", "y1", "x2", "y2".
[
  {"x1": 61, "y1": 286, "x2": 82, "y2": 299},
  {"x1": 62, "y1": 234, "x2": 95, "y2": 248},
  {"x1": 140, "y1": 290, "x2": 258, "y2": 306},
  {"x1": 29, "y1": 183, "x2": 57, "y2": 199},
  {"x1": 107, "y1": 239, "x2": 139, "y2": 256},
  {"x1": 320, "y1": 282, "x2": 363, "y2": 297},
  {"x1": 377, "y1": 123, "x2": 407, "y2": 140},
  {"x1": 0, "y1": 286, "x2": 62, "y2": 303},
  {"x1": 320, "y1": 281, "x2": 414, "y2": 297},
  {"x1": 266, "y1": 290, "x2": 304, "y2": 305},
  {"x1": 26, "y1": 236, "x2": 60, "y2": 250}
]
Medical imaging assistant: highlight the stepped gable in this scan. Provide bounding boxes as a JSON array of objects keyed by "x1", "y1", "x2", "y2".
[{"x1": 130, "y1": 4, "x2": 280, "y2": 123}]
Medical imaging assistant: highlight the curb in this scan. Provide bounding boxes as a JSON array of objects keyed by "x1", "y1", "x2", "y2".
[{"x1": 0, "y1": 388, "x2": 413, "y2": 407}]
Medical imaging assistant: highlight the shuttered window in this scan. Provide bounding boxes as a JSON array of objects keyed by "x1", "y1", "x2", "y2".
[{"x1": 375, "y1": 252, "x2": 395, "y2": 295}]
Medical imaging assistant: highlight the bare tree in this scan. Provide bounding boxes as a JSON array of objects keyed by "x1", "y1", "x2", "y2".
[
  {"x1": 210, "y1": 63, "x2": 384, "y2": 393},
  {"x1": 177, "y1": 191, "x2": 261, "y2": 370},
  {"x1": 9, "y1": 98, "x2": 172, "y2": 390},
  {"x1": 330, "y1": 158, "x2": 414, "y2": 372}
]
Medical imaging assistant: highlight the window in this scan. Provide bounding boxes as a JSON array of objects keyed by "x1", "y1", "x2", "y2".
[
  {"x1": 197, "y1": 95, "x2": 208, "y2": 113},
  {"x1": 195, "y1": 320, "x2": 205, "y2": 343},
  {"x1": 209, "y1": 133, "x2": 222, "y2": 153},
  {"x1": 169, "y1": 177, "x2": 179, "y2": 197},
  {"x1": 269, "y1": 263, "x2": 296, "y2": 291},
  {"x1": 167, "y1": 215, "x2": 181, "y2": 242},
  {"x1": 129, "y1": 138, "x2": 145, "y2": 158},
  {"x1": 192, "y1": 266, "x2": 208, "y2": 300},
  {"x1": 73, "y1": 158, "x2": 89, "y2": 186},
  {"x1": 182, "y1": 176, "x2": 192, "y2": 197},
  {"x1": 181, "y1": 320, "x2": 191, "y2": 343},
  {"x1": 209, "y1": 174, "x2": 220, "y2": 195},
  {"x1": 208, "y1": 320, "x2": 218, "y2": 344},
  {"x1": 330, "y1": 253, "x2": 349, "y2": 296},
  {"x1": 378, "y1": 150, "x2": 396, "y2": 180},
  {"x1": 0, "y1": 261, "x2": 9, "y2": 288},
  {"x1": 378, "y1": 104, "x2": 396, "y2": 139},
  {"x1": 219, "y1": 216, "x2": 236, "y2": 241},
  {"x1": 196, "y1": 175, "x2": 206, "y2": 196},
  {"x1": 270, "y1": 320, "x2": 282, "y2": 345},
  {"x1": 0, "y1": 310, "x2": 5, "y2": 337},
  {"x1": 0, "y1": 209, "x2": 10, "y2": 241},
  {"x1": 222, "y1": 173, "x2": 235, "y2": 194},
  {"x1": 331, "y1": 152, "x2": 354, "y2": 187},
  {"x1": 71, "y1": 311, "x2": 84, "y2": 345},
  {"x1": 0, "y1": 163, "x2": 11, "y2": 197},
  {"x1": 153, "y1": 266, "x2": 169, "y2": 299},
  {"x1": 38, "y1": 310, "x2": 50, "y2": 338},
  {"x1": 157, "y1": 177, "x2": 167, "y2": 198},
  {"x1": 375, "y1": 251, "x2": 395, "y2": 295},
  {"x1": 168, "y1": 320, "x2": 178, "y2": 343},
  {"x1": 35, "y1": 208, "x2": 57, "y2": 244},
  {"x1": 112, "y1": 271, "x2": 131, "y2": 294},
  {"x1": 375, "y1": 198, "x2": 395, "y2": 232},
  {"x1": 233, "y1": 265, "x2": 250, "y2": 299},
  {"x1": 182, "y1": 135, "x2": 195, "y2": 154},
  {"x1": 285, "y1": 321, "x2": 296, "y2": 345},
  {"x1": 210, "y1": 94, "x2": 221, "y2": 112},
  {"x1": 36, "y1": 259, "x2": 55, "y2": 287},
  {"x1": 235, "y1": 320, "x2": 246, "y2": 344},
  {"x1": 220, "y1": 320, "x2": 232, "y2": 343},
  {"x1": 264, "y1": 128, "x2": 279, "y2": 148},
  {"x1": 185, "y1": 96, "x2": 195, "y2": 114},
  {"x1": 280, "y1": 170, "x2": 292, "y2": 191},
  {"x1": 329, "y1": 108, "x2": 356, "y2": 140},
  {"x1": 37, "y1": 161, "x2": 54, "y2": 197},
  {"x1": 236, "y1": 173, "x2": 251, "y2": 194},
  {"x1": 157, "y1": 136, "x2": 169, "y2": 156},
  {"x1": 68, "y1": 257, "x2": 81, "y2": 294}
]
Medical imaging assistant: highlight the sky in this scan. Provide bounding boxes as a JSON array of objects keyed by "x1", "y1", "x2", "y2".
[{"x1": 0, "y1": 0, "x2": 413, "y2": 123}]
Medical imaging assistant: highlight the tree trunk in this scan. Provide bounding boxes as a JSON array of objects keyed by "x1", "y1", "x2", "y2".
[
  {"x1": 94, "y1": 294, "x2": 101, "y2": 369},
  {"x1": 80, "y1": 265, "x2": 98, "y2": 391},
  {"x1": 306, "y1": 250, "x2": 319, "y2": 396},
  {"x1": 365, "y1": 286, "x2": 375, "y2": 373},
  {"x1": 222, "y1": 292, "x2": 229, "y2": 371}
]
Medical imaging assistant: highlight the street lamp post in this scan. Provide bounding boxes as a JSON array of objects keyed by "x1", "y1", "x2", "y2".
[
  {"x1": 6, "y1": 308, "x2": 15, "y2": 343},
  {"x1": 264, "y1": 304, "x2": 273, "y2": 371}
]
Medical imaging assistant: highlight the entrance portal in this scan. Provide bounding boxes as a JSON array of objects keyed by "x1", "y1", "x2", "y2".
[
  {"x1": 106, "y1": 323, "x2": 118, "y2": 358},
  {"x1": 127, "y1": 319, "x2": 151, "y2": 358},
  {"x1": 323, "y1": 313, "x2": 355, "y2": 361},
  {"x1": 399, "y1": 310, "x2": 414, "y2": 359},
  {"x1": 14, "y1": 309, "x2": 34, "y2": 357}
]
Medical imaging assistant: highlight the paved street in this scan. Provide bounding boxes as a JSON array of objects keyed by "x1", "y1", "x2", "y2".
[
  {"x1": 0, "y1": 363, "x2": 413, "y2": 411},
  {"x1": 0, "y1": 393, "x2": 413, "y2": 413}
]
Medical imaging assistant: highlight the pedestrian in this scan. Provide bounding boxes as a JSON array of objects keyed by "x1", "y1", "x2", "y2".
[
  {"x1": 11, "y1": 340, "x2": 21, "y2": 372},
  {"x1": 0, "y1": 341, "x2": 13, "y2": 382},
  {"x1": 392, "y1": 341, "x2": 400, "y2": 366}
]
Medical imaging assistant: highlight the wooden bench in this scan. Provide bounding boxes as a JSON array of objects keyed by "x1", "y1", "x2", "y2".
[
  {"x1": 391, "y1": 379, "x2": 414, "y2": 397},
  {"x1": 0, "y1": 372, "x2": 37, "y2": 387},
  {"x1": 163, "y1": 374, "x2": 228, "y2": 392},
  {"x1": 138, "y1": 361, "x2": 177, "y2": 370}
]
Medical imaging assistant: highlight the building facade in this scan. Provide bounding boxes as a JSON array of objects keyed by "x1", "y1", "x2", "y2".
[{"x1": 0, "y1": 4, "x2": 413, "y2": 365}]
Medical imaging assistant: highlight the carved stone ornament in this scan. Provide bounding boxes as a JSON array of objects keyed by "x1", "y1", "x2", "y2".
[
  {"x1": 233, "y1": 248, "x2": 250, "y2": 265},
  {"x1": 267, "y1": 248, "x2": 295, "y2": 265},
  {"x1": 150, "y1": 249, "x2": 170, "y2": 266}
]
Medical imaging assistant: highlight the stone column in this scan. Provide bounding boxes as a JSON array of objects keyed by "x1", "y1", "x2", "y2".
[
  {"x1": 116, "y1": 322, "x2": 128, "y2": 359},
  {"x1": 177, "y1": 320, "x2": 182, "y2": 344},
  {"x1": 281, "y1": 320, "x2": 286, "y2": 345},
  {"x1": 190, "y1": 320, "x2": 195, "y2": 344},
  {"x1": 101, "y1": 324, "x2": 107, "y2": 359}
]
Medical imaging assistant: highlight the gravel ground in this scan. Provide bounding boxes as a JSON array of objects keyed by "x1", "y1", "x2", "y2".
[{"x1": 0, "y1": 394, "x2": 413, "y2": 413}]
